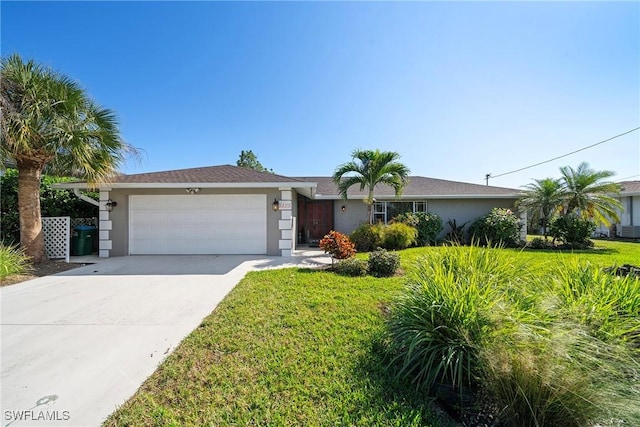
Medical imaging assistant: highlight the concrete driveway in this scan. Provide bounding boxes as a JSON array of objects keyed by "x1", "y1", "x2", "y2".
[{"x1": 1, "y1": 252, "x2": 330, "y2": 427}]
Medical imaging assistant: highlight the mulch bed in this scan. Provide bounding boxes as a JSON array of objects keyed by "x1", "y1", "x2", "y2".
[
  {"x1": 0, "y1": 261, "x2": 90, "y2": 287},
  {"x1": 603, "y1": 264, "x2": 640, "y2": 278}
]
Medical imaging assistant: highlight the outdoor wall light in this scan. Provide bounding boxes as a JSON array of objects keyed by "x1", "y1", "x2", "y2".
[
  {"x1": 105, "y1": 199, "x2": 118, "y2": 212},
  {"x1": 185, "y1": 188, "x2": 200, "y2": 195},
  {"x1": 272, "y1": 199, "x2": 280, "y2": 212},
  {"x1": 341, "y1": 205, "x2": 346, "y2": 212}
]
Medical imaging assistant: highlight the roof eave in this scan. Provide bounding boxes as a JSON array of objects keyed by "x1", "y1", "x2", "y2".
[
  {"x1": 53, "y1": 181, "x2": 316, "y2": 192},
  {"x1": 314, "y1": 193, "x2": 522, "y2": 200}
]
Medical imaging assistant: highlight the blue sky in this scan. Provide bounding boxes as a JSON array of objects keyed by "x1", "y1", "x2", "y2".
[{"x1": 2, "y1": 1, "x2": 639, "y2": 189}]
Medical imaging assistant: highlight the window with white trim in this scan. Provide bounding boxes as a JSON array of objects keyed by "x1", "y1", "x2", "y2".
[{"x1": 372, "y1": 201, "x2": 428, "y2": 224}]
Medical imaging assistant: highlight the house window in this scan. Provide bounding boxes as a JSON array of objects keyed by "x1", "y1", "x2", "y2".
[
  {"x1": 373, "y1": 202, "x2": 387, "y2": 224},
  {"x1": 372, "y1": 201, "x2": 428, "y2": 224}
]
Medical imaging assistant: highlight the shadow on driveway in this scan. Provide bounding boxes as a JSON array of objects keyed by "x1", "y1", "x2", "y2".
[{"x1": 56, "y1": 251, "x2": 332, "y2": 277}]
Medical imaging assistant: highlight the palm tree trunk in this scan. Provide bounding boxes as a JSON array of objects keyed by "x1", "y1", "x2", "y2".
[{"x1": 17, "y1": 159, "x2": 47, "y2": 263}]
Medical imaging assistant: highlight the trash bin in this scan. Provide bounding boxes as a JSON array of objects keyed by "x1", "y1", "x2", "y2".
[{"x1": 71, "y1": 225, "x2": 96, "y2": 256}]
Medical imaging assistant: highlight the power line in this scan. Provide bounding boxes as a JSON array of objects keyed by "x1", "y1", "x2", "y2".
[
  {"x1": 617, "y1": 174, "x2": 640, "y2": 182},
  {"x1": 487, "y1": 126, "x2": 640, "y2": 182}
]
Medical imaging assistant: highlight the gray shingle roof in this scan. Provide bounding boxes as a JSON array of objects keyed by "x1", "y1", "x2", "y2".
[
  {"x1": 112, "y1": 165, "x2": 306, "y2": 184},
  {"x1": 55, "y1": 164, "x2": 521, "y2": 199},
  {"x1": 294, "y1": 176, "x2": 520, "y2": 198},
  {"x1": 620, "y1": 181, "x2": 640, "y2": 194}
]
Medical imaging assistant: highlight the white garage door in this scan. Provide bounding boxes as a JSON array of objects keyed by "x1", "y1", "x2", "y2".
[{"x1": 129, "y1": 194, "x2": 267, "y2": 255}]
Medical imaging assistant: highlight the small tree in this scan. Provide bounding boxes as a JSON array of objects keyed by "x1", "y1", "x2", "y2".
[
  {"x1": 332, "y1": 149, "x2": 410, "y2": 224},
  {"x1": 559, "y1": 162, "x2": 622, "y2": 224},
  {"x1": 236, "y1": 150, "x2": 273, "y2": 173},
  {"x1": 516, "y1": 178, "x2": 563, "y2": 239},
  {"x1": 1, "y1": 54, "x2": 138, "y2": 263}
]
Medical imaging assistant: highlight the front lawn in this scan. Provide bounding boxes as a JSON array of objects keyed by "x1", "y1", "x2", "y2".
[
  {"x1": 106, "y1": 241, "x2": 639, "y2": 426},
  {"x1": 399, "y1": 239, "x2": 640, "y2": 271}
]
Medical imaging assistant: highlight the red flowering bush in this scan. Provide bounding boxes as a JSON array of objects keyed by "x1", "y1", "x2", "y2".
[{"x1": 319, "y1": 230, "x2": 356, "y2": 260}]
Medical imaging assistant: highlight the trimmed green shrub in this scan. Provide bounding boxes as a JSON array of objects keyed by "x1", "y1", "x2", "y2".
[
  {"x1": 334, "y1": 257, "x2": 368, "y2": 277},
  {"x1": 527, "y1": 236, "x2": 554, "y2": 250},
  {"x1": 382, "y1": 222, "x2": 417, "y2": 250},
  {"x1": 549, "y1": 215, "x2": 595, "y2": 248},
  {"x1": 368, "y1": 248, "x2": 400, "y2": 277},
  {"x1": 319, "y1": 230, "x2": 356, "y2": 260},
  {"x1": 349, "y1": 223, "x2": 384, "y2": 252},
  {"x1": 469, "y1": 208, "x2": 521, "y2": 247},
  {"x1": 0, "y1": 244, "x2": 32, "y2": 279},
  {"x1": 394, "y1": 212, "x2": 443, "y2": 246}
]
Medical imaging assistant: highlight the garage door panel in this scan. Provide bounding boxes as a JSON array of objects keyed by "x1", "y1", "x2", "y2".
[{"x1": 129, "y1": 195, "x2": 267, "y2": 255}]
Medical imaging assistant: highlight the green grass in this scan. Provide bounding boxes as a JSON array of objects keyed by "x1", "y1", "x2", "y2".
[
  {"x1": 106, "y1": 240, "x2": 639, "y2": 426},
  {"x1": 399, "y1": 239, "x2": 640, "y2": 271}
]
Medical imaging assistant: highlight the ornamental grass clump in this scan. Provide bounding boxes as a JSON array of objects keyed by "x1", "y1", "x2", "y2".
[
  {"x1": 480, "y1": 322, "x2": 640, "y2": 427},
  {"x1": 387, "y1": 245, "x2": 640, "y2": 426},
  {"x1": 548, "y1": 258, "x2": 640, "y2": 348},
  {"x1": 0, "y1": 244, "x2": 31, "y2": 279},
  {"x1": 387, "y1": 245, "x2": 525, "y2": 390}
]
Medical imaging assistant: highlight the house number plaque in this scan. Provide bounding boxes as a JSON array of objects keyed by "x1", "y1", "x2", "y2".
[{"x1": 279, "y1": 200, "x2": 292, "y2": 210}]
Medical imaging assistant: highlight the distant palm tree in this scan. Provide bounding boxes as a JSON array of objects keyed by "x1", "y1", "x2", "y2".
[
  {"x1": 517, "y1": 178, "x2": 564, "y2": 238},
  {"x1": 1, "y1": 54, "x2": 137, "y2": 263},
  {"x1": 559, "y1": 162, "x2": 622, "y2": 225},
  {"x1": 332, "y1": 149, "x2": 410, "y2": 224}
]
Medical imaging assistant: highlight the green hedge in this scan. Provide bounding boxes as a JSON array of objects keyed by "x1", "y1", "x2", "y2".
[{"x1": 0, "y1": 169, "x2": 98, "y2": 245}]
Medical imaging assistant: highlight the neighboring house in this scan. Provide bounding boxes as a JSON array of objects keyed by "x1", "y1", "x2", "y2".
[
  {"x1": 55, "y1": 164, "x2": 523, "y2": 257},
  {"x1": 614, "y1": 181, "x2": 640, "y2": 238}
]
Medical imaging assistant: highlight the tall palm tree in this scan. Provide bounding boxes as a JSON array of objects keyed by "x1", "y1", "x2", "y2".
[
  {"x1": 559, "y1": 162, "x2": 622, "y2": 225},
  {"x1": 517, "y1": 177, "x2": 564, "y2": 238},
  {"x1": 1, "y1": 54, "x2": 137, "y2": 263},
  {"x1": 332, "y1": 149, "x2": 410, "y2": 224}
]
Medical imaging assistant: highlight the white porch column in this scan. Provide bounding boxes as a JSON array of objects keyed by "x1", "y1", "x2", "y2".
[
  {"x1": 278, "y1": 188, "x2": 293, "y2": 257},
  {"x1": 98, "y1": 189, "x2": 113, "y2": 258}
]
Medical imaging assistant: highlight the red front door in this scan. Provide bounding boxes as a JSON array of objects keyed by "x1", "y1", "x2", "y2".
[{"x1": 298, "y1": 199, "x2": 334, "y2": 244}]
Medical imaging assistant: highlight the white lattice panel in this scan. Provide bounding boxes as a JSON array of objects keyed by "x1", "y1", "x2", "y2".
[
  {"x1": 71, "y1": 217, "x2": 96, "y2": 227},
  {"x1": 42, "y1": 216, "x2": 70, "y2": 262}
]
